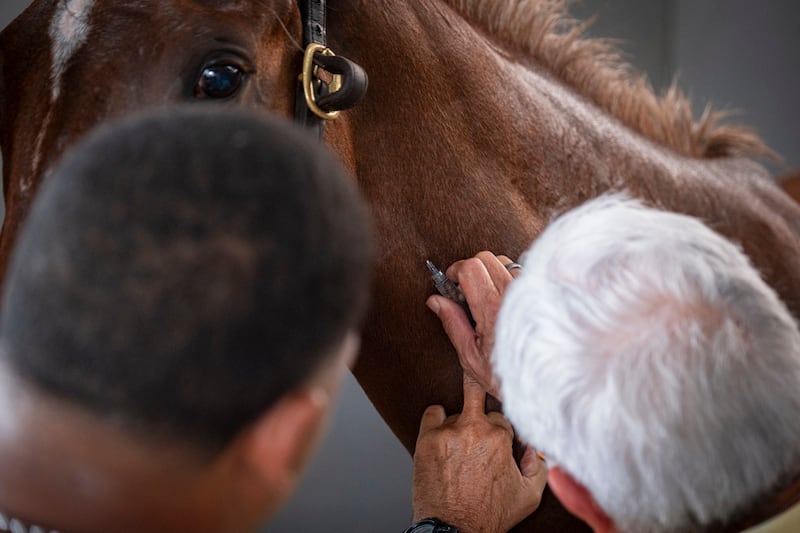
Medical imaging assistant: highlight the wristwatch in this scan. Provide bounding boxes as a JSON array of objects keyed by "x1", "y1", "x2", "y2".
[{"x1": 403, "y1": 518, "x2": 460, "y2": 533}]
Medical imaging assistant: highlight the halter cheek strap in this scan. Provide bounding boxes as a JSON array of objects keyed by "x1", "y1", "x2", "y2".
[
  {"x1": 294, "y1": 0, "x2": 369, "y2": 139},
  {"x1": 302, "y1": 0, "x2": 327, "y2": 46}
]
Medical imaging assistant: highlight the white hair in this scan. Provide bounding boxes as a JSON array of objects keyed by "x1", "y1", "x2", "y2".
[{"x1": 494, "y1": 194, "x2": 800, "y2": 532}]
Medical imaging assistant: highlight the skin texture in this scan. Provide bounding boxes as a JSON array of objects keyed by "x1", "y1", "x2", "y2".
[
  {"x1": 4, "y1": 2, "x2": 800, "y2": 530},
  {"x1": 412, "y1": 371, "x2": 547, "y2": 532}
]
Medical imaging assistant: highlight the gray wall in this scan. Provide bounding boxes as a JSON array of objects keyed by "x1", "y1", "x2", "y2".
[
  {"x1": 671, "y1": 0, "x2": 800, "y2": 171},
  {"x1": 1, "y1": 2, "x2": 798, "y2": 532},
  {"x1": 571, "y1": 0, "x2": 800, "y2": 172}
]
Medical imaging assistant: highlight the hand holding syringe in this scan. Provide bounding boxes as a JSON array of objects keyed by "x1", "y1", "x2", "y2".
[{"x1": 426, "y1": 260, "x2": 476, "y2": 327}]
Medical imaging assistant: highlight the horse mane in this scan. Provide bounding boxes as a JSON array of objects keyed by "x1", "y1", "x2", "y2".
[{"x1": 445, "y1": 0, "x2": 770, "y2": 159}]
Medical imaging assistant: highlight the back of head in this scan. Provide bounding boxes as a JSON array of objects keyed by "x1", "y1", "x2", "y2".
[
  {"x1": 0, "y1": 107, "x2": 373, "y2": 451},
  {"x1": 495, "y1": 194, "x2": 800, "y2": 532}
]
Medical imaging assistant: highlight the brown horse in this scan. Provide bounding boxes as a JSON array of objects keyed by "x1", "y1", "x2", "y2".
[{"x1": 3, "y1": 1, "x2": 800, "y2": 530}]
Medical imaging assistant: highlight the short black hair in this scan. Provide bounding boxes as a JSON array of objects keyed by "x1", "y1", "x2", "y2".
[{"x1": 0, "y1": 107, "x2": 374, "y2": 450}]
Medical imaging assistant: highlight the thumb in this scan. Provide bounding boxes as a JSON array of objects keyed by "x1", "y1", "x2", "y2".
[
  {"x1": 505, "y1": 446, "x2": 548, "y2": 528},
  {"x1": 427, "y1": 295, "x2": 475, "y2": 347},
  {"x1": 417, "y1": 404, "x2": 446, "y2": 437},
  {"x1": 427, "y1": 294, "x2": 480, "y2": 357},
  {"x1": 427, "y1": 295, "x2": 499, "y2": 399},
  {"x1": 520, "y1": 446, "x2": 547, "y2": 479}
]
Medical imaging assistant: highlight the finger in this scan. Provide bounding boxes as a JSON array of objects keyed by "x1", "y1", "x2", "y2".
[
  {"x1": 444, "y1": 255, "x2": 510, "y2": 328},
  {"x1": 445, "y1": 253, "x2": 503, "y2": 285},
  {"x1": 497, "y1": 254, "x2": 523, "y2": 279},
  {"x1": 455, "y1": 258, "x2": 505, "y2": 314},
  {"x1": 519, "y1": 446, "x2": 548, "y2": 480},
  {"x1": 427, "y1": 294, "x2": 477, "y2": 346},
  {"x1": 485, "y1": 411, "x2": 514, "y2": 436},
  {"x1": 417, "y1": 404, "x2": 447, "y2": 436},
  {"x1": 512, "y1": 446, "x2": 549, "y2": 523},
  {"x1": 461, "y1": 371, "x2": 487, "y2": 418},
  {"x1": 460, "y1": 349, "x2": 498, "y2": 400},
  {"x1": 474, "y1": 251, "x2": 515, "y2": 290},
  {"x1": 455, "y1": 260, "x2": 505, "y2": 362},
  {"x1": 448, "y1": 254, "x2": 496, "y2": 286},
  {"x1": 427, "y1": 295, "x2": 499, "y2": 395},
  {"x1": 443, "y1": 258, "x2": 468, "y2": 280},
  {"x1": 445, "y1": 252, "x2": 515, "y2": 290},
  {"x1": 441, "y1": 412, "x2": 460, "y2": 426}
]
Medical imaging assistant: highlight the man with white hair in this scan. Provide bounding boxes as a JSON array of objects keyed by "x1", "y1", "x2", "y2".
[{"x1": 423, "y1": 194, "x2": 800, "y2": 532}]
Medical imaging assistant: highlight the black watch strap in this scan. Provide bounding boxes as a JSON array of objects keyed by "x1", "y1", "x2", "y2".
[{"x1": 403, "y1": 517, "x2": 460, "y2": 533}]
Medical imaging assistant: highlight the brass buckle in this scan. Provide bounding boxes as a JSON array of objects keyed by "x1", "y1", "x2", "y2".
[{"x1": 301, "y1": 43, "x2": 343, "y2": 120}]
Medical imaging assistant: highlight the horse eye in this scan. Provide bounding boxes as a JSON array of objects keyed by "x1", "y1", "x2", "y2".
[{"x1": 195, "y1": 64, "x2": 244, "y2": 99}]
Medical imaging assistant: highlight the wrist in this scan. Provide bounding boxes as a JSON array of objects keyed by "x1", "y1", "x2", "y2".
[{"x1": 403, "y1": 517, "x2": 460, "y2": 533}]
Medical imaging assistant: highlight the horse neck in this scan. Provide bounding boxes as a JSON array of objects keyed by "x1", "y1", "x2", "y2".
[
  {"x1": 328, "y1": 1, "x2": 695, "y2": 250},
  {"x1": 333, "y1": 2, "x2": 800, "y2": 232},
  {"x1": 322, "y1": 2, "x2": 800, "y2": 461},
  {"x1": 328, "y1": 1, "x2": 800, "y2": 308}
]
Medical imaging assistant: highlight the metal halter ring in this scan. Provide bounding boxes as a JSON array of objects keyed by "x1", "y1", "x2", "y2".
[
  {"x1": 505, "y1": 262, "x2": 523, "y2": 272},
  {"x1": 301, "y1": 43, "x2": 342, "y2": 120}
]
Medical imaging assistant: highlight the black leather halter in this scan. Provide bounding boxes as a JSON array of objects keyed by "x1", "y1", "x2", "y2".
[{"x1": 294, "y1": 0, "x2": 368, "y2": 139}]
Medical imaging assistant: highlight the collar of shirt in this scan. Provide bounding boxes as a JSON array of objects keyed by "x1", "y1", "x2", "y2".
[{"x1": 743, "y1": 501, "x2": 800, "y2": 533}]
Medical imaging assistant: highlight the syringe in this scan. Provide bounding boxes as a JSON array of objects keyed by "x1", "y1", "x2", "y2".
[{"x1": 426, "y1": 260, "x2": 476, "y2": 327}]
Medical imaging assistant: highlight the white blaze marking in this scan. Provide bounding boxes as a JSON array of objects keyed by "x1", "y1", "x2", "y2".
[
  {"x1": 49, "y1": 0, "x2": 95, "y2": 101},
  {"x1": 29, "y1": 0, "x2": 96, "y2": 185}
]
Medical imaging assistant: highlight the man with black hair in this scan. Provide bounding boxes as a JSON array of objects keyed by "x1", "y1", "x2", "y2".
[
  {"x1": 0, "y1": 107, "x2": 374, "y2": 532},
  {"x1": 0, "y1": 107, "x2": 543, "y2": 533}
]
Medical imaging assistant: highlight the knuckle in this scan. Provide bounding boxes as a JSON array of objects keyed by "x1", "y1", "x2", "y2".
[
  {"x1": 487, "y1": 412, "x2": 512, "y2": 429},
  {"x1": 461, "y1": 257, "x2": 483, "y2": 275},
  {"x1": 487, "y1": 424, "x2": 513, "y2": 445},
  {"x1": 418, "y1": 432, "x2": 449, "y2": 454},
  {"x1": 475, "y1": 250, "x2": 497, "y2": 263}
]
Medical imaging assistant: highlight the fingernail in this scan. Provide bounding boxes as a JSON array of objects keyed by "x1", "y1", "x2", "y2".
[
  {"x1": 426, "y1": 297, "x2": 440, "y2": 315},
  {"x1": 537, "y1": 451, "x2": 547, "y2": 462}
]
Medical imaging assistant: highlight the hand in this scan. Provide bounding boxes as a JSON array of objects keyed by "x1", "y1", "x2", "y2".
[
  {"x1": 426, "y1": 252, "x2": 521, "y2": 399},
  {"x1": 411, "y1": 372, "x2": 547, "y2": 532}
]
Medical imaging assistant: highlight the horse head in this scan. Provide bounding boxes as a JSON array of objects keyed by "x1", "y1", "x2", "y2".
[{"x1": 0, "y1": 0, "x2": 362, "y2": 279}]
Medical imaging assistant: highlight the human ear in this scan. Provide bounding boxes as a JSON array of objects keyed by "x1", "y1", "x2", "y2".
[
  {"x1": 225, "y1": 333, "x2": 358, "y2": 513},
  {"x1": 244, "y1": 386, "x2": 330, "y2": 496},
  {"x1": 548, "y1": 466, "x2": 616, "y2": 533}
]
